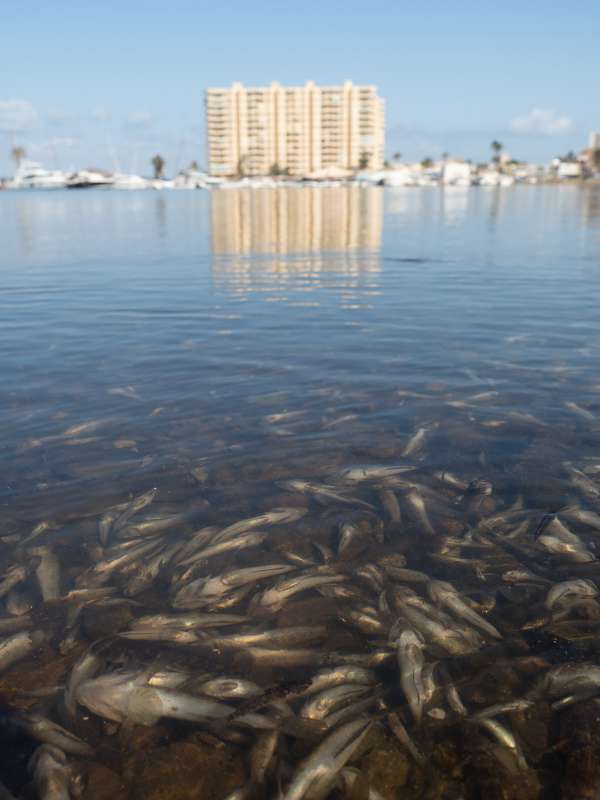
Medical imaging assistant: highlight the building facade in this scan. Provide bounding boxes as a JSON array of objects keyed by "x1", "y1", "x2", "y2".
[{"x1": 205, "y1": 81, "x2": 385, "y2": 177}]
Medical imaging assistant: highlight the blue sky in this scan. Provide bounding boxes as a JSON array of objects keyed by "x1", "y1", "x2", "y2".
[{"x1": 1, "y1": 0, "x2": 598, "y2": 175}]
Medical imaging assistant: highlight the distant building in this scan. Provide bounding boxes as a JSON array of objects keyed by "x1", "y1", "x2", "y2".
[
  {"x1": 205, "y1": 81, "x2": 385, "y2": 177},
  {"x1": 589, "y1": 131, "x2": 600, "y2": 150}
]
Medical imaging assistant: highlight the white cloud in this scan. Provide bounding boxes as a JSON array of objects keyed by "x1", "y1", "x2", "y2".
[
  {"x1": 126, "y1": 111, "x2": 154, "y2": 128},
  {"x1": 91, "y1": 106, "x2": 110, "y2": 122},
  {"x1": 0, "y1": 99, "x2": 38, "y2": 132},
  {"x1": 510, "y1": 108, "x2": 573, "y2": 136}
]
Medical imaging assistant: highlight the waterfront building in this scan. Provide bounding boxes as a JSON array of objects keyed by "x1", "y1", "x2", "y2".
[
  {"x1": 589, "y1": 131, "x2": 600, "y2": 150},
  {"x1": 205, "y1": 81, "x2": 385, "y2": 177}
]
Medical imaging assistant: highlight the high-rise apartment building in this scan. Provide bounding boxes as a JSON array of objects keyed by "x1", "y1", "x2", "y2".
[{"x1": 205, "y1": 81, "x2": 385, "y2": 177}]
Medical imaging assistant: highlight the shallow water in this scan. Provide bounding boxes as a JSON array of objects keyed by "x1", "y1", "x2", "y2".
[{"x1": 1, "y1": 184, "x2": 600, "y2": 799}]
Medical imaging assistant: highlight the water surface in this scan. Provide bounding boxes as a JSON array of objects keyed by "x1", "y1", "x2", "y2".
[{"x1": 2, "y1": 185, "x2": 600, "y2": 799}]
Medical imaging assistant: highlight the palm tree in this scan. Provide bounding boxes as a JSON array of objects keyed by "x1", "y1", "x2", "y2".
[
  {"x1": 151, "y1": 154, "x2": 165, "y2": 180},
  {"x1": 491, "y1": 141, "x2": 503, "y2": 164},
  {"x1": 188, "y1": 160, "x2": 200, "y2": 172},
  {"x1": 392, "y1": 152, "x2": 402, "y2": 163},
  {"x1": 421, "y1": 157, "x2": 433, "y2": 168},
  {"x1": 358, "y1": 152, "x2": 370, "y2": 170},
  {"x1": 11, "y1": 146, "x2": 26, "y2": 167}
]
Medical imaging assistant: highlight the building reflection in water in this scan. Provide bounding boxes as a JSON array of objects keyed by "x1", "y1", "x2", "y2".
[
  {"x1": 210, "y1": 185, "x2": 382, "y2": 255},
  {"x1": 210, "y1": 186, "x2": 382, "y2": 302}
]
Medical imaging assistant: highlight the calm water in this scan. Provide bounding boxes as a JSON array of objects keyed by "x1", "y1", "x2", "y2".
[{"x1": 2, "y1": 185, "x2": 600, "y2": 799}]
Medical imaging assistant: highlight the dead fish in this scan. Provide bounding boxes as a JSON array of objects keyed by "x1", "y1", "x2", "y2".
[
  {"x1": 471, "y1": 699, "x2": 534, "y2": 720},
  {"x1": 210, "y1": 626, "x2": 327, "y2": 650},
  {"x1": 545, "y1": 579, "x2": 598, "y2": 610},
  {"x1": 76, "y1": 670, "x2": 243, "y2": 727},
  {"x1": 172, "y1": 564, "x2": 295, "y2": 609},
  {"x1": 378, "y1": 487, "x2": 401, "y2": 522},
  {"x1": 298, "y1": 666, "x2": 376, "y2": 697},
  {"x1": 387, "y1": 711, "x2": 425, "y2": 765},
  {"x1": 130, "y1": 612, "x2": 246, "y2": 630},
  {"x1": 251, "y1": 730, "x2": 279, "y2": 784},
  {"x1": 279, "y1": 480, "x2": 375, "y2": 510},
  {"x1": 199, "y1": 678, "x2": 263, "y2": 699},
  {"x1": 28, "y1": 744, "x2": 72, "y2": 800},
  {"x1": 538, "y1": 663, "x2": 600, "y2": 701},
  {"x1": 427, "y1": 579, "x2": 502, "y2": 639},
  {"x1": 394, "y1": 628, "x2": 426, "y2": 724},
  {"x1": 433, "y1": 470, "x2": 469, "y2": 492},
  {"x1": 213, "y1": 508, "x2": 307, "y2": 544},
  {"x1": 175, "y1": 531, "x2": 268, "y2": 572},
  {"x1": 0, "y1": 630, "x2": 44, "y2": 673},
  {"x1": 279, "y1": 717, "x2": 372, "y2": 800},
  {"x1": 64, "y1": 648, "x2": 104, "y2": 718},
  {"x1": 112, "y1": 488, "x2": 158, "y2": 533},
  {"x1": 474, "y1": 717, "x2": 528, "y2": 770},
  {"x1": 563, "y1": 506, "x2": 600, "y2": 532},
  {"x1": 336, "y1": 464, "x2": 415, "y2": 483},
  {"x1": 30, "y1": 546, "x2": 61, "y2": 601},
  {"x1": 0, "y1": 565, "x2": 27, "y2": 599},
  {"x1": 257, "y1": 571, "x2": 346, "y2": 612},
  {"x1": 402, "y1": 424, "x2": 437, "y2": 457},
  {"x1": 300, "y1": 684, "x2": 372, "y2": 720},
  {"x1": 77, "y1": 536, "x2": 165, "y2": 587},
  {"x1": 564, "y1": 463, "x2": 600, "y2": 501},
  {"x1": 21, "y1": 520, "x2": 61, "y2": 546},
  {"x1": 5, "y1": 711, "x2": 92, "y2": 755},
  {"x1": 124, "y1": 541, "x2": 182, "y2": 596},
  {"x1": 402, "y1": 487, "x2": 436, "y2": 536}
]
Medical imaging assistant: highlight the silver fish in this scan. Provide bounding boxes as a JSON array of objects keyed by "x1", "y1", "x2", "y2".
[
  {"x1": 0, "y1": 565, "x2": 27, "y2": 599},
  {"x1": 64, "y1": 649, "x2": 104, "y2": 718},
  {"x1": 279, "y1": 480, "x2": 375, "y2": 510},
  {"x1": 539, "y1": 663, "x2": 600, "y2": 700},
  {"x1": 427, "y1": 580, "x2": 502, "y2": 639},
  {"x1": 280, "y1": 717, "x2": 372, "y2": 800},
  {"x1": 77, "y1": 670, "x2": 239, "y2": 726},
  {"x1": 300, "y1": 684, "x2": 372, "y2": 720},
  {"x1": 378, "y1": 487, "x2": 402, "y2": 522},
  {"x1": 29, "y1": 744, "x2": 71, "y2": 800},
  {"x1": 199, "y1": 678, "x2": 263, "y2": 699},
  {"x1": 8, "y1": 712, "x2": 92, "y2": 755},
  {"x1": 336, "y1": 464, "x2": 415, "y2": 483},
  {"x1": 394, "y1": 628, "x2": 426, "y2": 724},
  {"x1": 30, "y1": 546, "x2": 61, "y2": 601},
  {"x1": 213, "y1": 508, "x2": 307, "y2": 544},
  {"x1": 0, "y1": 630, "x2": 44, "y2": 673},
  {"x1": 125, "y1": 541, "x2": 181, "y2": 596},
  {"x1": 258, "y1": 571, "x2": 345, "y2": 611},
  {"x1": 130, "y1": 612, "x2": 246, "y2": 630},
  {"x1": 172, "y1": 564, "x2": 294, "y2": 608},
  {"x1": 402, "y1": 488, "x2": 435, "y2": 536},
  {"x1": 251, "y1": 730, "x2": 279, "y2": 783},
  {"x1": 402, "y1": 424, "x2": 437, "y2": 457},
  {"x1": 475, "y1": 717, "x2": 528, "y2": 770},
  {"x1": 175, "y1": 531, "x2": 268, "y2": 575},
  {"x1": 299, "y1": 666, "x2": 376, "y2": 697},
  {"x1": 387, "y1": 711, "x2": 425, "y2": 765},
  {"x1": 545, "y1": 579, "x2": 598, "y2": 609},
  {"x1": 471, "y1": 699, "x2": 534, "y2": 720},
  {"x1": 211, "y1": 626, "x2": 327, "y2": 650}
]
